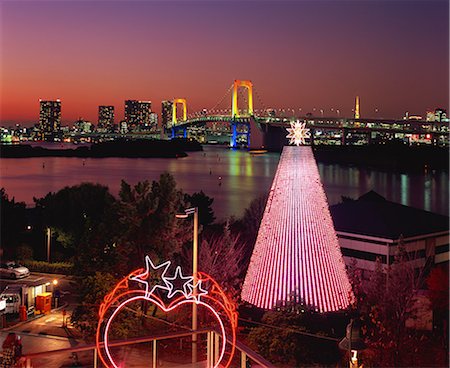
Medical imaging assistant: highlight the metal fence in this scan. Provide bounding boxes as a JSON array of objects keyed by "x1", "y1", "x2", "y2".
[{"x1": 21, "y1": 328, "x2": 275, "y2": 368}]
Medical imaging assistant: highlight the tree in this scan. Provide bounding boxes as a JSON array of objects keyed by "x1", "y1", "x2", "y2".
[
  {"x1": 0, "y1": 188, "x2": 27, "y2": 259},
  {"x1": 15, "y1": 244, "x2": 33, "y2": 261},
  {"x1": 426, "y1": 264, "x2": 449, "y2": 312},
  {"x1": 426, "y1": 264, "x2": 449, "y2": 352},
  {"x1": 355, "y1": 245, "x2": 436, "y2": 367},
  {"x1": 117, "y1": 173, "x2": 191, "y2": 269},
  {"x1": 239, "y1": 193, "x2": 267, "y2": 246},
  {"x1": 247, "y1": 305, "x2": 340, "y2": 366},
  {"x1": 71, "y1": 272, "x2": 118, "y2": 339},
  {"x1": 184, "y1": 191, "x2": 215, "y2": 226},
  {"x1": 183, "y1": 222, "x2": 246, "y2": 300},
  {"x1": 34, "y1": 183, "x2": 121, "y2": 273},
  {"x1": 230, "y1": 193, "x2": 268, "y2": 272},
  {"x1": 247, "y1": 310, "x2": 305, "y2": 366}
]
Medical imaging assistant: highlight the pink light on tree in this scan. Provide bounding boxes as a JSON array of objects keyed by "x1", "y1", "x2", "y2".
[{"x1": 241, "y1": 146, "x2": 353, "y2": 312}]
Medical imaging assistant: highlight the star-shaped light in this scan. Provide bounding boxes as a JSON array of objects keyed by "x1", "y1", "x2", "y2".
[
  {"x1": 186, "y1": 280, "x2": 208, "y2": 302},
  {"x1": 130, "y1": 256, "x2": 172, "y2": 298},
  {"x1": 286, "y1": 120, "x2": 311, "y2": 146},
  {"x1": 164, "y1": 266, "x2": 194, "y2": 299}
]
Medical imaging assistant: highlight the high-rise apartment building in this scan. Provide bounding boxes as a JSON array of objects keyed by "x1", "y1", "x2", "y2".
[
  {"x1": 139, "y1": 101, "x2": 151, "y2": 127},
  {"x1": 124, "y1": 100, "x2": 152, "y2": 127},
  {"x1": 426, "y1": 111, "x2": 436, "y2": 122},
  {"x1": 39, "y1": 99, "x2": 61, "y2": 139},
  {"x1": 161, "y1": 100, "x2": 173, "y2": 129},
  {"x1": 98, "y1": 106, "x2": 114, "y2": 130},
  {"x1": 434, "y1": 108, "x2": 448, "y2": 123},
  {"x1": 149, "y1": 112, "x2": 158, "y2": 129},
  {"x1": 124, "y1": 100, "x2": 139, "y2": 126}
]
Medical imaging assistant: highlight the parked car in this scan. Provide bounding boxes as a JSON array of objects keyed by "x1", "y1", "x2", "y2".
[
  {"x1": 0, "y1": 291, "x2": 20, "y2": 314},
  {"x1": 0, "y1": 262, "x2": 30, "y2": 279}
]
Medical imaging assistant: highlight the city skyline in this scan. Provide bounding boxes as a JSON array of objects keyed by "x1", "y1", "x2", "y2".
[{"x1": 1, "y1": 0, "x2": 449, "y2": 126}]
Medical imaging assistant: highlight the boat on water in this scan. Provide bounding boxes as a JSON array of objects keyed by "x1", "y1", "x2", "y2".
[{"x1": 249, "y1": 149, "x2": 268, "y2": 155}]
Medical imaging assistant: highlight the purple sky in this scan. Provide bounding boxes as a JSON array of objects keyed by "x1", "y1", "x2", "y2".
[{"x1": 1, "y1": 0, "x2": 448, "y2": 125}]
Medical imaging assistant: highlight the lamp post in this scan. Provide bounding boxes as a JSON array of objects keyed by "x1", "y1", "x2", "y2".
[
  {"x1": 175, "y1": 207, "x2": 198, "y2": 364},
  {"x1": 46, "y1": 227, "x2": 51, "y2": 263},
  {"x1": 339, "y1": 319, "x2": 366, "y2": 368},
  {"x1": 52, "y1": 279, "x2": 59, "y2": 308}
]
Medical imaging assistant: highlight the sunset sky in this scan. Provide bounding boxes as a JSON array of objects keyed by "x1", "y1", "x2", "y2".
[{"x1": 1, "y1": 0, "x2": 448, "y2": 126}]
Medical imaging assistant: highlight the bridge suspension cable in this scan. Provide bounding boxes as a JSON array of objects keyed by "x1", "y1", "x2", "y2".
[
  {"x1": 253, "y1": 86, "x2": 268, "y2": 116},
  {"x1": 236, "y1": 88, "x2": 250, "y2": 115},
  {"x1": 185, "y1": 82, "x2": 269, "y2": 118},
  {"x1": 205, "y1": 84, "x2": 233, "y2": 115}
]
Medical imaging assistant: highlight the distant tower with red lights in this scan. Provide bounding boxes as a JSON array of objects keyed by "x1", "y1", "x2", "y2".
[
  {"x1": 242, "y1": 136, "x2": 353, "y2": 312},
  {"x1": 354, "y1": 96, "x2": 360, "y2": 119}
]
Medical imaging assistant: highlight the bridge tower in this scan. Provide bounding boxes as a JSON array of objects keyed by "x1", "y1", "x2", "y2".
[
  {"x1": 170, "y1": 98, "x2": 188, "y2": 139},
  {"x1": 232, "y1": 80, "x2": 254, "y2": 117},
  {"x1": 171, "y1": 98, "x2": 187, "y2": 125},
  {"x1": 354, "y1": 96, "x2": 360, "y2": 119}
]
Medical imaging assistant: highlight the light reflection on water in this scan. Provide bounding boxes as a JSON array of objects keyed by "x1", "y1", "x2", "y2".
[{"x1": 0, "y1": 146, "x2": 447, "y2": 219}]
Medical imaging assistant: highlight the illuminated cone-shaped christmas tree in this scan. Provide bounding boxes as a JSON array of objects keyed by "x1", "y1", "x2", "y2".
[{"x1": 242, "y1": 124, "x2": 353, "y2": 312}]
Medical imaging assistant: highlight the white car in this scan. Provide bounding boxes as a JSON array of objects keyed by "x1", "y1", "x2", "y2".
[{"x1": 0, "y1": 262, "x2": 30, "y2": 279}]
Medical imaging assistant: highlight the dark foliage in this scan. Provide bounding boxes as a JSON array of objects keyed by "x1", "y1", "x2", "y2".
[
  {"x1": 0, "y1": 188, "x2": 27, "y2": 259},
  {"x1": 117, "y1": 173, "x2": 192, "y2": 270},
  {"x1": 34, "y1": 183, "x2": 121, "y2": 273},
  {"x1": 184, "y1": 190, "x2": 215, "y2": 226},
  {"x1": 230, "y1": 193, "x2": 268, "y2": 276},
  {"x1": 247, "y1": 305, "x2": 343, "y2": 366},
  {"x1": 0, "y1": 139, "x2": 202, "y2": 158},
  {"x1": 313, "y1": 143, "x2": 448, "y2": 172},
  {"x1": 348, "y1": 244, "x2": 447, "y2": 367}
]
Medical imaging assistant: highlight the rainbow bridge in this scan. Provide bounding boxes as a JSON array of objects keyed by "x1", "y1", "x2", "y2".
[{"x1": 167, "y1": 80, "x2": 448, "y2": 149}]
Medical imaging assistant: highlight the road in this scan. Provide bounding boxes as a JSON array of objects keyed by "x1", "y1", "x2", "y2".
[
  {"x1": 0, "y1": 273, "x2": 217, "y2": 367},
  {"x1": 1, "y1": 302, "x2": 88, "y2": 367},
  {"x1": 1, "y1": 272, "x2": 86, "y2": 367}
]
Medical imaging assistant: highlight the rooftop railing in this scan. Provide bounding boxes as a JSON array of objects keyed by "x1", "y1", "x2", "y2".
[{"x1": 21, "y1": 328, "x2": 275, "y2": 368}]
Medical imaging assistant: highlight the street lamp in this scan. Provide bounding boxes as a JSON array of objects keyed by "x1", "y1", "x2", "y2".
[
  {"x1": 52, "y1": 279, "x2": 59, "y2": 308},
  {"x1": 339, "y1": 319, "x2": 366, "y2": 368},
  {"x1": 175, "y1": 207, "x2": 198, "y2": 364},
  {"x1": 46, "y1": 227, "x2": 51, "y2": 263}
]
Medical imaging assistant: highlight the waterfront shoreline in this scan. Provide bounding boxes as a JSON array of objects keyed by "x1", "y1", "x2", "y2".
[
  {"x1": 0, "y1": 139, "x2": 202, "y2": 158},
  {"x1": 312, "y1": 144, "x2": 448, "y2": 172}
]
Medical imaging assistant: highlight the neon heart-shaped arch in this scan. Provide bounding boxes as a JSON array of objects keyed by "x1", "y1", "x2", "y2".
[
  {"x1": 103, "y1": 295, "x2": 227, "y2": 368},
  {"x1": 96, "y1": 257, "x2": 237, "y2": 368}
]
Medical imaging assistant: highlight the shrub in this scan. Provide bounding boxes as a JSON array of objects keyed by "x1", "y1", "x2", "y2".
[
  {"x1": 21, "y1": 260, "x2": 74, "y2": 275},
  {"x1": 16, "y1": 244, "x2": 33, "y2": 261}
]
